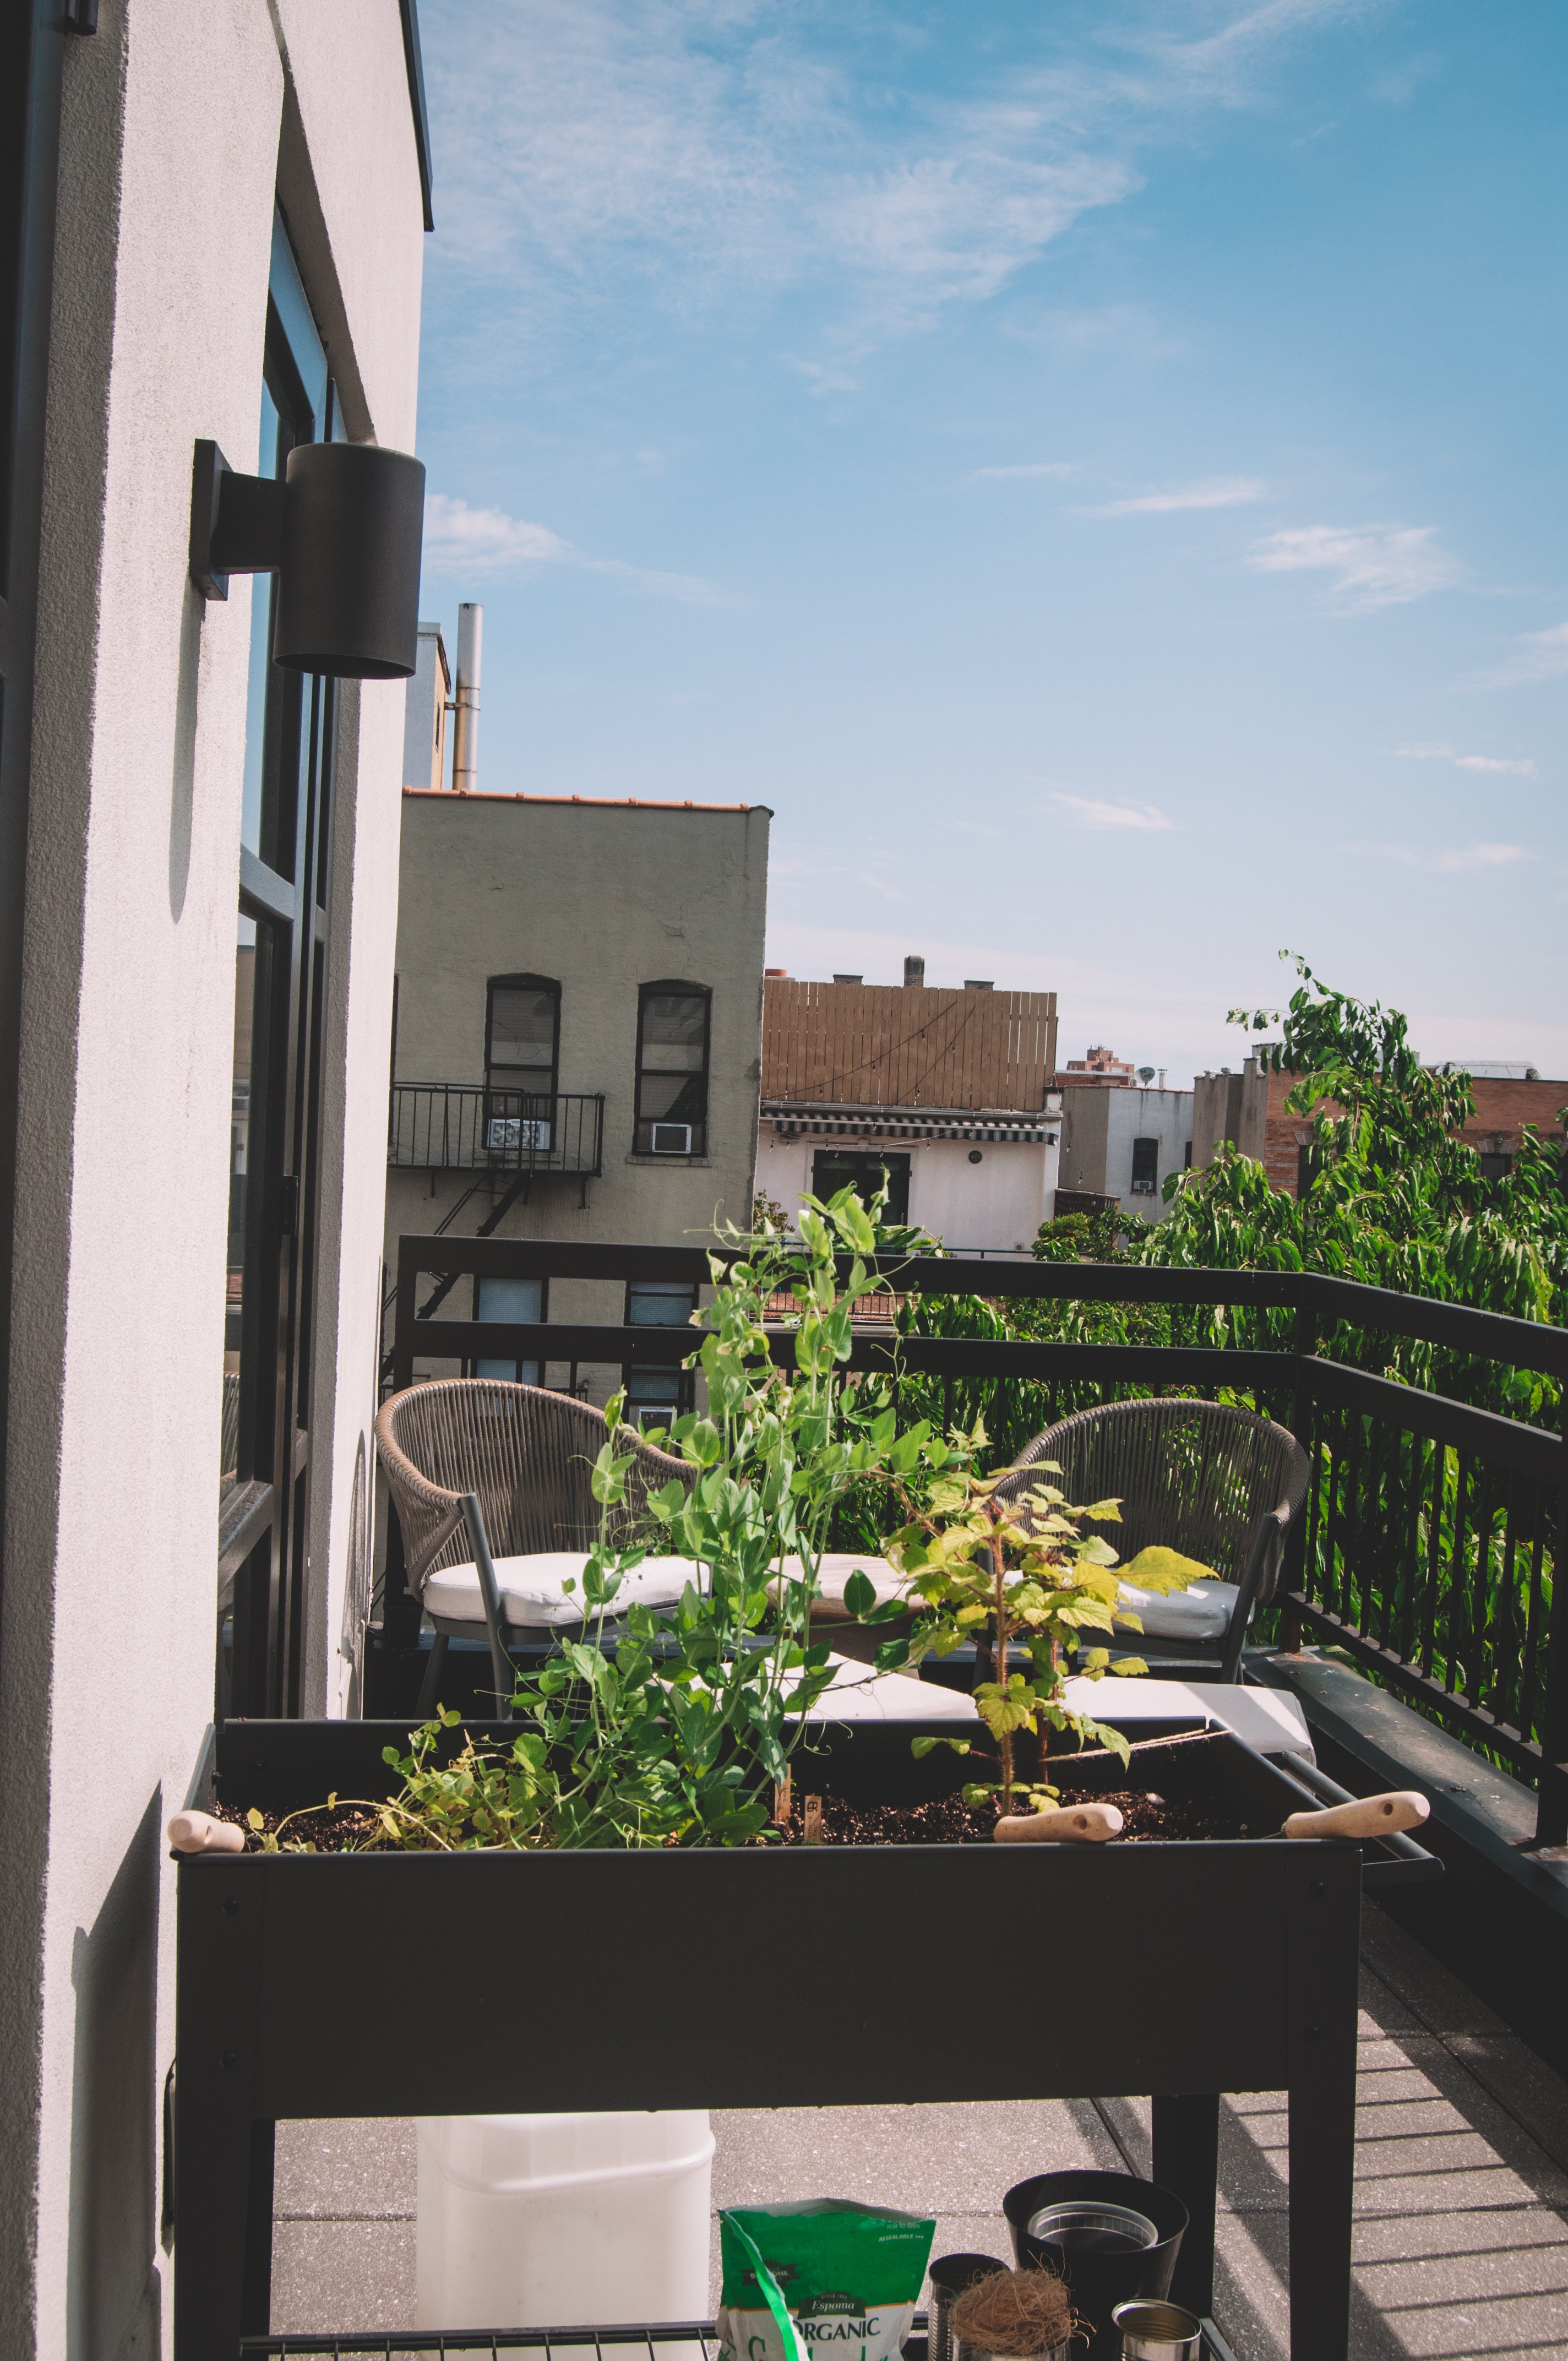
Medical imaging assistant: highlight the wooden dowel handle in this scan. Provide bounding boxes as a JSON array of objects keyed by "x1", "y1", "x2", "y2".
[
  {"x1": 167, "y1": 1809, "x2": 246, "y2": 1854},
  {"x1": 1283, "y1": 1790, "x2": 1430, "y2": 1841},
  {"x1": 994, "y1": 1802, "x2": 1124, "y2": 1845}
]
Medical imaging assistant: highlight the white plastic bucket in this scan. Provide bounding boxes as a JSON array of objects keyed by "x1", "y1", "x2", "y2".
[{"x1": 416, "y1": 2110, "x2": 715, "y2": 2330}]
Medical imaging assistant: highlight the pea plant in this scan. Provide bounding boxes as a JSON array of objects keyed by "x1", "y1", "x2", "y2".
[{"x1": 497, "y1": 1183, "x2": 963, "y2": 1845}]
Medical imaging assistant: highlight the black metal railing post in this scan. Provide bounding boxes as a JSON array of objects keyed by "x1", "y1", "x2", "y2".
[
  {"x1": 1535, "y1": 1395, "x2": 1568, "y2": 1845},
  {"x1": 1278, "y1": 1275, "x2": 1317, "y2": 1655}
]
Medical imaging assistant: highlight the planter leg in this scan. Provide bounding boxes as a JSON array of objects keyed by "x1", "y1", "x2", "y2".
[
  {"x1": 1151, "y1": 2092, "x2": 1218, "y2": 2318},
  {"x1": 173, "y1": 2083, "x2": 262, "y2": 2359},
  {"x1": 1285, "y1": 1851, "x2": 1359, "y2": 2360},
  {"x1": 241, "y1": 2118, "x2": 276, "y2": 2335}
]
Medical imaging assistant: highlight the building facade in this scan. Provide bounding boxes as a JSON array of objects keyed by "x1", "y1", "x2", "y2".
[
  {"x1": 387, "y1": 788, "x2": 771, "y2": 1408},
  {"x1": 756, "y1": 964, "x2": 1060, "y2": 1252},
  {"x1": 1055, "y1": 1080, "x2": 1195, "y2": 1221},
  {"x1": 0, "y1": 6, "x2": 428, "y2": 2352},
  {"x1": 1193, "y1": 1058, "x2": 1568, "y2": 1196}
]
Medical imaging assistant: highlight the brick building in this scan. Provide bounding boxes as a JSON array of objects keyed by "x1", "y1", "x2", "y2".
[{"x1": 1193, "y1": 1058, "x2": 1568, "y2": 1198}]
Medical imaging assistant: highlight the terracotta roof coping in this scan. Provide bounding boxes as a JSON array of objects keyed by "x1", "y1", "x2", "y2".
[{"x1": 402, "y1": 789, "x2": 766, "y2": 814}]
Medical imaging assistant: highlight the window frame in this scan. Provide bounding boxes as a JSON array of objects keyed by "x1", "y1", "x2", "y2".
[
  {"x1": 220, "y1": 209, "x2": 341, "y2": 1722},
  {"x1": 633, "y1": 980, "x2": 711, "y2": 1157},
  {"x1": 810, "y1": 1148, "x2": 911, "y2": 1226},
  {"x1": 484, "y1": 972, "x2": 561, "y2": 1106},
  {"x1": 1129, "y1": 1136, "x2": 1160, "y2": 1195}
]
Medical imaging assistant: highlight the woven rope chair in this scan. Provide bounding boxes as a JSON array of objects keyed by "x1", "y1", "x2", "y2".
[
  {"x1": 376, "y1": 1378, "x2": 696, "y2": 1712},
  {"x1": 993, "y1": 1397, "x2": 1309, "y2": 1683}
]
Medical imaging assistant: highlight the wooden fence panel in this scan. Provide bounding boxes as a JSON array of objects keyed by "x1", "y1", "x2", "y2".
[{"x1": 761, "y1": 978, "x2": 1057, "y2": 1111}]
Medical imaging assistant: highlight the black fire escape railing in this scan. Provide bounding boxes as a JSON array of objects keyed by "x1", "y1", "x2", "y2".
[
  {"x1": 383, "y1": 1237, "x2": 1568, "y2": 1843},
  {"x1": 388, "y1": 1085, "x2": 605, "y2": 1178}
]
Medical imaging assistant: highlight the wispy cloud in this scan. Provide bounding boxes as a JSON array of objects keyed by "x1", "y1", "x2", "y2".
[
  {"x1": 422, "y1": 3, "x2": 1397, "y2": 378},
  {"x1": 968, "y1": 460, "x2": 1078, "y2": 483},
  {"x1": 1086, "y1": 475, "x2": 1267, "y2": 517},
  {"x1": 1357, "y1": 840, "x2": 1532, "y2": 875},
  {"x1": 1481, "y1": 621, "x2": 1568, "y2": 687},
  {"x1": 422, "y1": 493, "x2": 730, "y2": 607},
  {"x1": 1052, "y1": 792, "x2": 1175, "y2": 832},
  {"x1": 1395, "y1": 744, "x2": 1538, "y2": 779},
  {"x1": 1246, "y1": 523, "x2": 1462, "y2": 611}
]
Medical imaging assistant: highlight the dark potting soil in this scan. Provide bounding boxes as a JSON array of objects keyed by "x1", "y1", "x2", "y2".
[
  {"x1": 210, "y1": 1798, "x2": 387, "y2": 1853},
  {"x1": 210, "y1": 1780, "x2": 1252, "y2": 1852},
  {"x1": 777, "y1": 1786, "x2": 1250, "y2": 1846}
]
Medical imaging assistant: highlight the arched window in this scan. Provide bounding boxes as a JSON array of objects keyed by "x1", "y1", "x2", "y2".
[
  {"x1": 634, "y1": 982, "x2": 710, "y2": 1155},
  {"x1": 486, "y1": 974, "x2": 560, "y2": 1108}
]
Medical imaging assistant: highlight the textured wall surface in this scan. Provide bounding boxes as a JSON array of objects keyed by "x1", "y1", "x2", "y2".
[
  {"x1": 387, "y1": 795, "x2": 770, "y2": 1309},
  {"x1": 0, "y1": 7, "x2": 424, "y2": 2352}
]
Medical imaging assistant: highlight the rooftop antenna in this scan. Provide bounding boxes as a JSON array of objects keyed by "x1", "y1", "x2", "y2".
[{"x1": 452, "y1": 602, "x2": 481, "y2": 792}]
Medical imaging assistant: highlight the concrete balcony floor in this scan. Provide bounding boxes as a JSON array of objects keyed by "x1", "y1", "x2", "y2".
[{"x1": 271, "y1": 1901, "x2": 1568, "y2": 2360}]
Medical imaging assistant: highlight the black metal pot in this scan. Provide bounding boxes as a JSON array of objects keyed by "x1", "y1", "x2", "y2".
[{"x1": 1003, "y1": 2170, "x2": 1187, "y2": 2361}]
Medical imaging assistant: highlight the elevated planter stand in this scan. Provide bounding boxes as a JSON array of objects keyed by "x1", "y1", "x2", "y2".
[{"x1": 175, "y1": 1717, "x2": 1437, "y2": 2361}]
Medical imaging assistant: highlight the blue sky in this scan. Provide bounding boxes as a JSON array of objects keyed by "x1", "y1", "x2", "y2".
[{"x1": 413, "y1": 1, "x2": 1566, "y2": 1087}]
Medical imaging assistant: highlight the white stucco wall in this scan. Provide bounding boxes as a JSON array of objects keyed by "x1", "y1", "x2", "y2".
[
  {"x1": 759, "y1": 1129, "x2": 1059, "y2": 1253},
  {"x1": 0, "y1": 7, "x2": 424, "y2": 2352},
  {"x1": 1059, "y1": 1086, "x2": 1194, "y2": 1220}
]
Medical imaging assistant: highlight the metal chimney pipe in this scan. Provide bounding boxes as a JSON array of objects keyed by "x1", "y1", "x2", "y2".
[{"x1": 452, "y1": 602, "x2": 482, "y2": 791}]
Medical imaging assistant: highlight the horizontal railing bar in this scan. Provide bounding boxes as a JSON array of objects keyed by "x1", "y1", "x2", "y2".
[
  {"x1": 1308, "y1": 1356, "x2": 1560, "y2": 1482},
  {"x1": 393, "y1": 1315, "x2": 1561, "y2": 1477},
  {"x1": 399, "y1": 1319, "x2": 1292, "y2": 1391},
  {"x1": 393, "y1": 1236, "x2": 1566, "y2": 1364},
  {"x1": 1311, "y1": 1272, "x2": 1568, "y2": 1379},
  {"x1": 1285, "y1": 1595, "x2": 1544, "y2": 1772}
]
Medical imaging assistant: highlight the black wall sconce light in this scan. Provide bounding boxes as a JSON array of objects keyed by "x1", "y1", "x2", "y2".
[{"x1": 189, "y1": 438, "x2": 426, "y2": 680}]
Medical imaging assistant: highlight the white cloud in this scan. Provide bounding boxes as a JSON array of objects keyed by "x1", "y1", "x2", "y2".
[
  {"x1": 421, "y1": 2, "x2": 1393, "y2": 375},
  {"x1": 1246, "y1": 523, "x2": 1462, "y2": 611},
  {"x1": 1086, "y1": 475, "x2": 1267, "y2": 516},
  {"x1": 422, "y1": 493, "x2": 729, "y2": 607},
  {"x1": 1051, "y1": 792, "x2": 1175, "y2": 832},
  {"x1": 1482, "y1": 621, "x2": 1568, "y2": 687},
  {"x1": 1395, "y1": 744, "x2": 1538, "y2": 779},
  {"x1": 968, "y1": 461, "x2": 1078, "y2": 482},
  {"x1": 1358, "y1": 840, "x2": 1532, "y2": 875}
]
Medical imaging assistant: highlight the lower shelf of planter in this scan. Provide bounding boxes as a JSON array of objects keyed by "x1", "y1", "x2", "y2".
[{"x1": 234, "y1": 2316, "x2": 1238, "y2": 2359}]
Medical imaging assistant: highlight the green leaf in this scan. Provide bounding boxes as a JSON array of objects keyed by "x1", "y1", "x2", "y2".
[
  {"x1": 1121, "y1": 1546, "x2": 1215, "y2": 1592},
  {"x1": 911, "y1": 1734, "x2": 971, "y2": 1759},
  {"x1": 842, "y1": 1568, "x2": 876, "y2": 1618}
]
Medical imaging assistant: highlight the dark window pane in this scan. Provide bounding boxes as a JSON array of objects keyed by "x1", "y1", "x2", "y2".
[
  {"x1": 490, "y1": 986, "x2": 557, "y2": 1066},
  {"x1": 1130, "y1": 1137, "x2": 1159, "y2": 1194},
  {"x1": 635, "y1": 984, "x2": 710, "y2": 1154},
  {"x1": 223, "y1": 915, "x2": 258, "y2": 1494},
  {"x1": 811, "y1": 1150, "x2": 910, "y2": 1226}
]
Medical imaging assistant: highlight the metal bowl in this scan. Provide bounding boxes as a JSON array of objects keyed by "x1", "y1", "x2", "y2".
[{"x1": 1025, "y1": 2200, "x2": 1159, "y2": 2257}]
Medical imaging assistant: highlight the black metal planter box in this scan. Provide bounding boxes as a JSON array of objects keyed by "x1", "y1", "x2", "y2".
[{"x1": 176, "y1": 1715, "x2": 1437, "y2": 2361}]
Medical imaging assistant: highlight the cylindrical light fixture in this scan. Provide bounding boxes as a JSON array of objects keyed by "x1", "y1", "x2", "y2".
[{"x1": 273, "y1": 443, "x2": 426, "y2": 679}]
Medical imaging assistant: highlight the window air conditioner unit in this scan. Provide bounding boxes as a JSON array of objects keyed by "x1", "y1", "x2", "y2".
[
  {"x1": 487, "y1": 1118, "x2": 552, "y2": 1151},
  {"x1": 650, "y1": 1122, "x2": 693, "y2": 1155}
]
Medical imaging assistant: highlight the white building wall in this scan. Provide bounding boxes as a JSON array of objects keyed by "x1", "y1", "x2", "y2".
[
  {"x1": 0, "y1": 8, "x2": 423, "y2": 2353},
  {"x1": 759, "y1": 1130, "x2": 1059, "y2": 1253},
  {"x1": 1102, "y1": 1087, "x2": 1195, "y2": 1218}
]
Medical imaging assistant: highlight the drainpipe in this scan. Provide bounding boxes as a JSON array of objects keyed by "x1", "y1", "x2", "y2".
[{"x1": 452, "y1": 601, "x2": 481, "y2": 791}]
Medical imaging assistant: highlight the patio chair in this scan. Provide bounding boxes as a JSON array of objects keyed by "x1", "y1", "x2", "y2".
[
  {"x1": 375, "y1": 1378, "x2": 700, "y2": 1713},
  {"x1": 993, "y1": 1398, "x2": 1310, "y2": 1683}
]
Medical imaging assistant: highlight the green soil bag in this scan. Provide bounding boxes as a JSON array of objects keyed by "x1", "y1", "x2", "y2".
[{"x1": 717, "y1": 2200, "x2": 937, "y2": 2361}]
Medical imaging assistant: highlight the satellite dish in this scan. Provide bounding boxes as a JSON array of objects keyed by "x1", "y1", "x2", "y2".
[{"x1": 1137, "y1": 1066, "x2": 1156, "y2": 1085}]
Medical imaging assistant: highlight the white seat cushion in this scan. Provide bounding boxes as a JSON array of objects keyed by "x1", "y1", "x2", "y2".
[
  {"x1": 424, "y1": 1552, "x2": 706, "y2": 1630},
  {"x1": 1114, "y1": 1577, "x2": 1239, "y2": 1645},
  {"x1": 766, "y1": 1553, "x2": 912, "y2": 1620}
]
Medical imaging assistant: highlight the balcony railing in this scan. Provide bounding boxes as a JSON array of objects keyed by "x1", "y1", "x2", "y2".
[
  {"x1": 383, "y1": 1235, "x2": 1568, "y2": 1841},
  {"x1": 388, "y1": 1086, "x2": 605, "y2": 1178}
]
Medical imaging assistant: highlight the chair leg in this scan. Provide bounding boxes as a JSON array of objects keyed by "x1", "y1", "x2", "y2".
[{"x1": 417, "y1": 1629, "x2": 449, "y2": 1716}]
